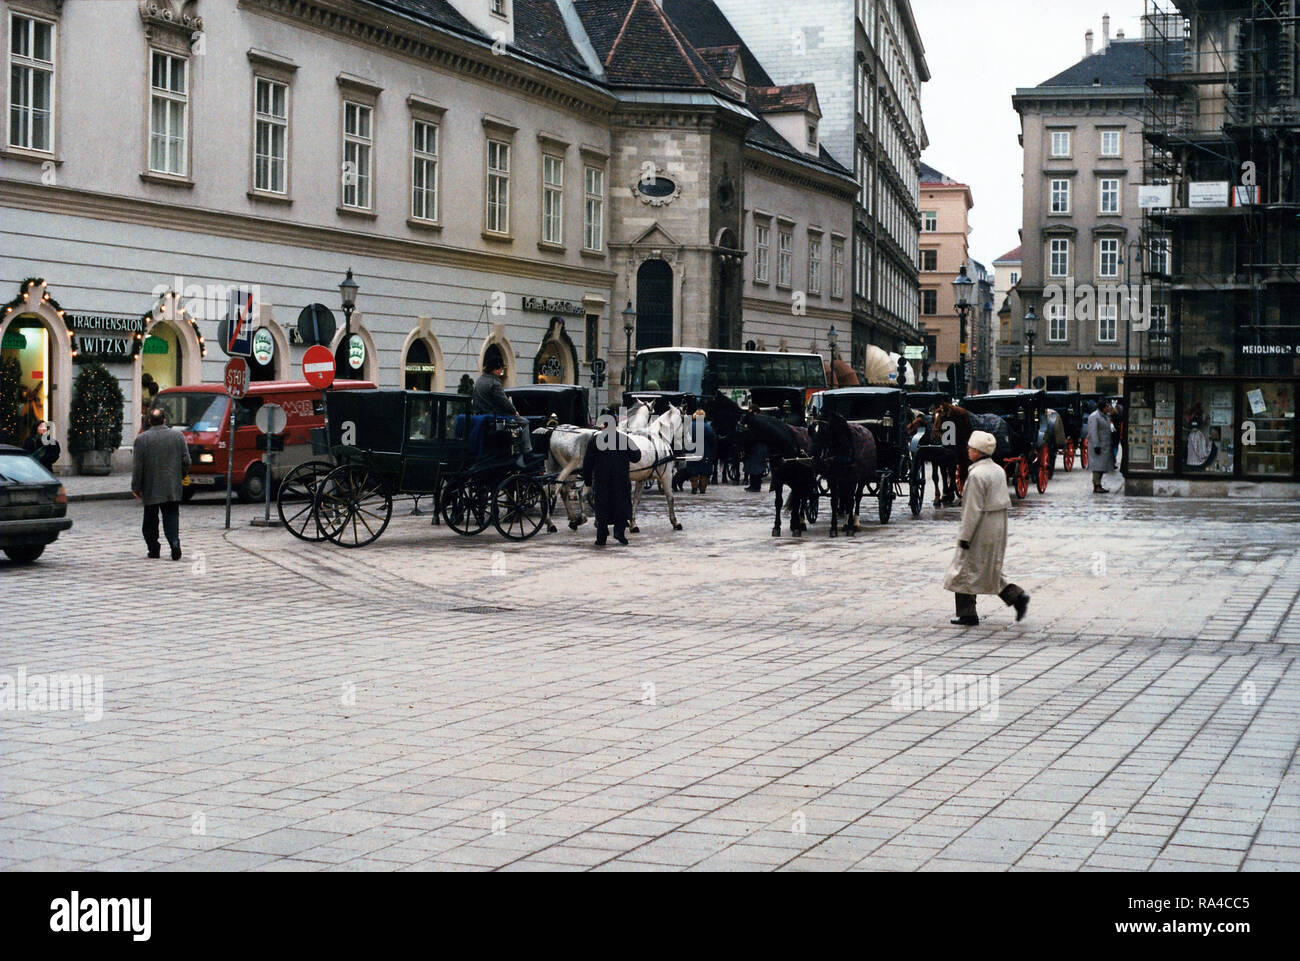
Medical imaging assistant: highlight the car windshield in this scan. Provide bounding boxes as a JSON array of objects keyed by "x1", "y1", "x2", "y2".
[
  {"x1": 157, "y1": 393, "x2": 228, "y2": 432},
  {"x1": 0, "y1": 452, "x2": 57, "y2": 485}
]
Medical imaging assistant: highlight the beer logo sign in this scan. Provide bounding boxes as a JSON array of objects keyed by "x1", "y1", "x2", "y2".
[
  {"x1": 252, "y1": 328, "x2": 275, "y2": 366},
  {"x1": 347, "y1": 335, "x2": 366, "y2": 370}
]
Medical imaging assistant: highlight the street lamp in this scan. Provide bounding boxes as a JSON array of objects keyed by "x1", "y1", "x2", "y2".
[
  {"x1": 621, "y1": 301, "x2": 636, "y2": 387},
  {"x1": 827, "y1": 324, "x2": 838, "y2": 361},
  {"x1": 339, "y1": 268, "x2": 359, "y2": 338},
  {"x1": 1024, "y1": 305, "x2": 1038, "y2": 390},
  {"x1": 952, "y1": 264, "x2": 975, "y2": 397},
  {"x1": 1119, "y1": 242, "x2": 1142, "y2": 391}
]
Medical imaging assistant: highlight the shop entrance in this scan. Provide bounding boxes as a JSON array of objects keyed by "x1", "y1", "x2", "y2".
[
  {"x1": 0, "y1": 317, "x2": 50, "y2": 447},
  {"x1": 405, "y1": 338, "x2": 436, "y2": 391}
]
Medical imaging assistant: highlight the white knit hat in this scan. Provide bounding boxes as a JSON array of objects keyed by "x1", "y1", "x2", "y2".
[{"x1": 968, "y1": 431, "x2": 997, "y2": 456}]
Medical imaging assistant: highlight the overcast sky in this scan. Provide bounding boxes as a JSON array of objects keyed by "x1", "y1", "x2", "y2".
[{"x1": 911, "y1": 0, "x2": 1146, "y2": 267}]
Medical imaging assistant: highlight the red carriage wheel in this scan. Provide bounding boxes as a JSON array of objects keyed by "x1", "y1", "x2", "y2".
[
  {"x1": 1063, "y1": 439, "x2": 1075, "y2": 472},
  {"x1": 1081, "y1": 440, "x2": 1090, "y2": 470},
  {"x1": 1014, "y1": 458, "x2": 1029, "y2": 499},
  {"x1": 1037, "y1": 445, "x2": 1051, "y2": 494}
]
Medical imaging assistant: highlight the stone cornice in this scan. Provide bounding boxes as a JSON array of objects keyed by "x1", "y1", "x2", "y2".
[
  {"x1": 238, "y1": 0, "x2": 617, "y2": 123},
  {"x1": 742, "y1": 296, "x2": 850, "y2": 322},
  {"x1": 743, "y1": 148, "x2": 857, "y2": 202},
  {"x1": 0, "y1": 178, "x2": 615, "y2": 288}
]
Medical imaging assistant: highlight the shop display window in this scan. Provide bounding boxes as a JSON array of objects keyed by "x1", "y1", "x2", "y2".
[
  {"x1": 1241, "y1": 382, "x2": 1295, "y2": 477},
  {"x1": 1183, "y1": 382, "x2": 1235, "y2": 475},
  {"x1": 1126, "y1": 380, "x2": 1176, "y2": 474}
]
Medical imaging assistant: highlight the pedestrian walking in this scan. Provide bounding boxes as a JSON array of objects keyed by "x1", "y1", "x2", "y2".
[
  {"x1": 943, "y1": 430, "x2": 1030, "y2": 627},
  {"x1": 582, "y1": 417, "x2": 637, "y2": 546},
  {"x1": 131, "y1": 407, "x2": 190, "y2": 560},
  {"x1": 1086, "y1": 398, "x2": 1117, "y2": 493}
]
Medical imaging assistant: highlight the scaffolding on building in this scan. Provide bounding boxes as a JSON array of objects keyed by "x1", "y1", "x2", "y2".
[{"x1": 1140, "y1": 0, "x2": 1300, "y2": 377}]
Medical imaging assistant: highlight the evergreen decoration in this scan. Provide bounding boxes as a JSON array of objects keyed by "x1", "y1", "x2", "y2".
[
  {"x1": 0, "y1": 355, "x2": 21, "y2": 446},
  {"x1": 68, "y1": 362, "x2": 124, "y2": 455},
  {"x1": 457, "y1": 374, "x2": 474, "y2": 395}
]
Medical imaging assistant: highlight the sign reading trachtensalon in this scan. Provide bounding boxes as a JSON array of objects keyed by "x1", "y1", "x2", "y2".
[{"x1": 67, "y1": 313, "x2": 146, "y2": 362}]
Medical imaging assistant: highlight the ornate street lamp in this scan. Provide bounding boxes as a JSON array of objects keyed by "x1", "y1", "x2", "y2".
[
  {"x1": 827, "y1": 324, "x2": 838, "y2": 361},
  {"x1": 952, "y1": 264, "x2": 975, "y2": 397},
  {"x1": 621, "y1": 301, "x2": 636, "y2": 387},
  {"x1": 339, "y1": 268, "x2": 359, "y2": 338},
  {"x1": 1024, "y1": 305, "x2": 1039, "y2": 390}
]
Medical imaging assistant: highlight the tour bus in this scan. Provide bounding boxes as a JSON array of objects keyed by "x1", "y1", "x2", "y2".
[
  {"x1": 626, "y1": 348, "x2": 829, "y2": 418},
  {"x1": 154, "y1": 379, "x2": 375, "y2": 502}
]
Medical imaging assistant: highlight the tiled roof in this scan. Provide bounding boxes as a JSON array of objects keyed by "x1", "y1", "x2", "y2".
[
  {"x1": 659, "y1": 0, "x2": 775, "y2": 86},
  {"x1": 1038, "y1": 38, "x2": 1168, "y2": 88},
  {"x1": 994, "y1": 245, "x2": 1023, "y2": 264},
  {"x1": 748, "y1": 84, "x2": 816, "y2": 114},
  {"x1": 696, "y1": 44, "x2": 741, "y2": 80},
  {"x1": 574, "y1": 0, "x2": 738, "y2": 100},
  {"x1": 920, "y1": 162, "x2": 961, "y2": 185},
  {"x1": 513, "y1": 0, "x2": 592, "y2": 75}
]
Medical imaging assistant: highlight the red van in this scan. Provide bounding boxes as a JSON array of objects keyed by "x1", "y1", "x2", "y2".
[{"x1": 154, "y1": 380, "x2": 375, "y2": 502}]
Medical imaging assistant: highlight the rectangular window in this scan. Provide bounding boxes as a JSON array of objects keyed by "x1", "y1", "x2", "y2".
[
  {"x1": 253, "y1": 78, "x2": 287, "y2": 194},
  {"x1": 1049, "y1": 239, "x2": 1070, "y2": 278},
  {"x1": 920, "y1": 249, "x2": 937, "y2": 272},
  {"x1": 1099, "y1": 238, "x2": 1120, "y2": 278},
  {"x1": 1098, "y1": 303, "x2": 1118, "y2": 343},
  {"x1": 1100, "y1": 178, "x2": 1120, "y2": 214},
  {"x1": 542, "y1": 155, "x2": 563, "y2": 245},
  {"x1": 1150, "y1": 305, "x2": 1169, "y2": 339},
  {"x1": 922, "y1": 211, "x2": 937, "y2": 232},
  {"x1": 754, "y1": 222, "x2": 770, "y2": 283},
  {"x1": 1010, "y1": 271, "x2": 1020, "y2": 286},
  {"x1": 8, "y1": 13, "x2": 54, "y2": 151},
  {"x1": 1051, "y1": 130, "x2": 1070, "y2": 157},
  {"x1": 411, "y1": 119, "x2": 439, "y2": 221},
  {"x1": 1149, "y1": 235, "x2": 1170, "y2": 276},
  {"x1": 831, "y1": 239, "x2": 845, "y2": 298},
  {"x1": 492, "y1": 0, "x2": 507, "y2": 14},
  {"x1": 1050, "y1": 179, "x2": 1070, "y2": 214},
  {"x1": 342, "y1": 101, "x2": 372, "y2": 208},
  {"x1": 583, "y1": 165, "x2": 604, "y2": 252},
  {"x1": 1101, "y1": 129, "x2": 1121, "y2": 157},
  {"x1": 1240, "y1": 382, "x2": 1293, "y2": 476},
  {"x1": 149, "y1": 51, "x2": 188, "y2": 175},
  {"x1": 1048, "y1": 304, "x2": 1068, "y2": 342},
  {"x1": 777, "y1": 229, "x2": 793, "y2": 287},
  {"x1": 486, "y1": 139, "x2": 510, "y2": 234},
  {"x1": 808, "y1": 236, "x2": 822, "y2": 294},
  {"x1": 921, "y1": 289, "x2": 937, "y2": 315}
]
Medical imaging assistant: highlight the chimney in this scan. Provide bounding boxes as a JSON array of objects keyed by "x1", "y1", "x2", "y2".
[
  {"x1": 1086, "y1": 28, "x2": 1094, "y2": 57},
  {"x1": 1117, "y1": 28, "x2": 1126, "y2": 40},
  {"x1": 1102, "y1": 14, "x2": 1111, "y2": 51}
]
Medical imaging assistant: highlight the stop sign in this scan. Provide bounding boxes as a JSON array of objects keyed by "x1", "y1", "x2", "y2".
[
  {"x1": 224, "y1": 357, "x2": 249, "y2": 398},
  {"x1": 302, "y1": 344, "x2": 336, "y2": 390}
]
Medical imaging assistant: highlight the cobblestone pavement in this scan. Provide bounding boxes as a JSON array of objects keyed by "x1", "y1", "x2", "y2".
[{"x1": 2, "y1": 467, "x2": 1299, "y2": 872}]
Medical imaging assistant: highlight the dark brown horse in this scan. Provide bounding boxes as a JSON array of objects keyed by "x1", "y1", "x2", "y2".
[
  {"x1": 808, "y1": 410, "x2": 877, "y2": 537},
  {"x1": 932, "y1": 402, "x2": 975, "y2": 491},
  {"x1": 908, "y1": 410, "x2": 958, "y2": 507}
]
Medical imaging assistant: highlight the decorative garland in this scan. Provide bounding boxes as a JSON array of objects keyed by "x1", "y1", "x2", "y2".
[
  {"x1": 2, "y1": 277, "x2": 74, "y2": 344},
  {"x1": 138, "y1": 291, "x2": 207, "y2": 361}
]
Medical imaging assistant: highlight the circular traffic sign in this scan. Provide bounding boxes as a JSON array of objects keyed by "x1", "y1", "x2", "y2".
[
  {"x1": 224, "y1": 357, "x2": 249, "y2": 398},
  {"x1": 254, "y1": 403, "x2": 287, "y2": 435},
  {"x1": 302, "y1": 344, "x2": 336, "y2": 390},
  {"x1": 297, "y1": 304, "x2": 337, "y2": 347}
]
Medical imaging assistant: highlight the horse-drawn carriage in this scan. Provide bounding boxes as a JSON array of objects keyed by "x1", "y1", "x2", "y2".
[
  {"x1": 276, "y1": 389, "x2": 555, "y2": 547},
  {"x1": 807, "y1": 387, "x2": 911, "y2": 523},
  {"x1": 956, "y1": 390, "x2": 1057, "y2": 499},
  {"x1": 1044, "y1": 391, "x2": 1085, "y2": 471}
]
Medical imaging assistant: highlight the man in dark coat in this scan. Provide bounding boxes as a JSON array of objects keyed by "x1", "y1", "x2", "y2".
[
  {"x1": 582, "y1": 417, "x2": 637, "y2": 546},
  {"x1": 132, "y1": 407, "x2": 190, "y2": 560},
  {"x1": 472, "y1": 359, "x2": 533, "y2": 455}
]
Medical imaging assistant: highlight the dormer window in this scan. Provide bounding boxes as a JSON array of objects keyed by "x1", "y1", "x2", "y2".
[
  {"x1": 807, "y1": 122, "x2": 818, "y2": 152},
  {"x1": 491, "y1": 0, "x2": 507, "y2": 17}
]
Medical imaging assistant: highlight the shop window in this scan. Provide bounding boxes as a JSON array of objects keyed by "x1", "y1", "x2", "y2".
[
  {"x1": 1126, "y1": 380, "x2": 1177, "y2": 473},
  {"x1": 1183, "y1": 382, "x2": 1235, "y2": 475},
  {"x1": 404, "y1": 338, "x2": 436, "y2": 391},
  {"x1": 142, "y1": 324, "x2": 182, "y2": 394},
  {"x1": 1096, "y1": 377, "x2": 1119, "y2": 395},
  {"x1": 1241, "y1": 382, "x2": 1295, "y2": 477},
  {"x1": 0, "y1": 319, "x2": 50, "y2": 447}
]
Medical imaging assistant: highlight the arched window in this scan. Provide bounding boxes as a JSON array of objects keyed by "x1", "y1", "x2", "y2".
[{"x1": 405, "y1": 338, "x2": 435, "y2": 390}]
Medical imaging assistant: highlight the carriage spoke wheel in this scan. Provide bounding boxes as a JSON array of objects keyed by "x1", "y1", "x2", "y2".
[
  {"x1": 1037, "y1": 445, "x2": 1051, "y2": 494},
  {"x1": 1063, "y1": 439, "x2": 1075, "y2": 472},
  {"x1": 878, "y1": 487, "x2": 895, "y2": 525},
  {"x1": 1081, "y1": 440, "x2": 1090, "y2": 470},
  {"x1": 494, "y1": 475, "x2": 548, "y2": 541},
  {"x1": 908, "y1": 464, "x2": 924, "y2": 518},
  {"x1": 316, "y1": 466, "x2": 393, "y2": 548},
  {"x1": 278, "y1": 461, "x2": 334, "y2": 542},
  {"x1": 442, "y1": 478, "x2": 491, "y2": 536},
  {"x1": 805, "y1": 488, "x2": 820, "y2": 524},
  {"x1": 1014, "y1": 458, "x2": 1030, "y2": 499}
]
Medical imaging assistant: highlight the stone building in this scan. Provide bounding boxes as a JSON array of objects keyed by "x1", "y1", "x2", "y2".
[
  {"x1": 916, "y1": 163, "x2": 972, "y2": 392},
  {"x1": 992, "y1": 244, "x2": 1022, "y2": 388}
]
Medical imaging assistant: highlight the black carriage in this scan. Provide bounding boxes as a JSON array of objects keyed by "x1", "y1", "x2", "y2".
[
  {"x1": 1044, "y1": 391, "x2": 1085, "y2": 471},
  {"x1": 960, "y1": 389, "x2": 1055, "y2": 499},
  {"x1": 506, "y1": 384, "x2": 592, "y2": 458},
  {"x1": 276, "y1": 389, "x2": 554, "y2": 547},
  {"x1": 904, "y1": 391, "x2": 953, "y2": 413},
  {"x1": 807, "y1": 387, "x2": 911, "y2": 523}
]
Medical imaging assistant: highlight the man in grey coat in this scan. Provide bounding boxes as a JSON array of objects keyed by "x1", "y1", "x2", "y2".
[
  {"x1": 132, "y1": 408, "x2": 190, "y2": 560},
  {"x1": 944, "y1": 431, "x2": 1029, "y2": 627},
  {"x1": 1086, "y1": 399, "x2": 1117, "y2": 493},
  {"x1": 472, "y1": 359, "x2": 533, "y2": 456}
]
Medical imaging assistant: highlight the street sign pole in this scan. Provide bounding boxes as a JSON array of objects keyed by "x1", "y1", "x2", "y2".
[
  {"x1": 224, "y1": 399, "x2": 236, "y2": 530},
  {"x1": 251, "y1": 404, "x2": 286, "y2": 528},
  {"x1": 222, "y1": 358, "x2": 250, "y2": 530}
]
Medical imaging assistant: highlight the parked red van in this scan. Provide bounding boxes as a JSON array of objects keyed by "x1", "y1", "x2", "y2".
[{"x1": 153, "y1": 380, "x2": 375, "y2": 502}]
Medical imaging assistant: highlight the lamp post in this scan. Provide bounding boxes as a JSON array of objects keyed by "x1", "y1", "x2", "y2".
[
  {"x1": 621, "y1": 301, "x2": 636, "y2": 388},
  {"x1": 1024, "y1": 305, "x2": 1038, "y2": 390},
  {"x1": 952, "y1": 264, "x2": 975, "y2": 398},
  {"x1": 827, "y1": 324, "x2": 838, "y2": 361},
  {"x1": 339, "y1": 268, "x2": 359, "y2": 338},
  {"x1": 1119, "y1": 242, "x2": 1142, "y2": 392}
]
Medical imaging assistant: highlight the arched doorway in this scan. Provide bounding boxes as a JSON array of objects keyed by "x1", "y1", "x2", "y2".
[
  {"x1": 533, "y1": 317, "x2": 579, "y2": 384},
  {"x1": 332, "y1": 323, "x2": 377, "y2": 382},
  {"x1": 636, "y1": 260, "x2": 674, "y2": 350},
  {"x1": 137, "y1": 298, "x2": 203, "y2": 432},
  {"x1": 478, "y1": 327, "x2": 517, "y2": 386},
  {"x1": 0, "y1": 280, "x2": 73, "y2": 452},
  {"x1": 402, "y1": 335, "x2": 445, "y2": 391}
]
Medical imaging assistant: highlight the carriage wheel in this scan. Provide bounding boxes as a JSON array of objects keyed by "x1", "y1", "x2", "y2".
[
  {"x1": 494, "y1": 475, "x2": 548, "y2": 541},
  {"x1": 316, "y1": 465, "x2": 393, "y2": 548},
  {"x1": 442, "y1": 478, "x2": 491, "y2": 536},
  {"x1": 804, "y1": 488, "x2": 820, "y2": 524},
  {"x1": 1063, "y1": 439, "x2": 1075, "y2": 472},
  {"x1": 278, "y1": 461, "x2": 334, "y2": 542},
  {"x1": 1037, "y1": 445, "x2": 1051, "y2": 494},
  {"x1": 879, "y1": 487, "x2": 895, "y2": 525},
  {"x1": 1081, "y1": 440, "x2": 1090, "y2": 470},
  {"x1": 908, "y1": 469, "x2": 924, "y2": 518},
  {"x1": 1014, "y1": 458, "x2": 1030, "y2": 499}
]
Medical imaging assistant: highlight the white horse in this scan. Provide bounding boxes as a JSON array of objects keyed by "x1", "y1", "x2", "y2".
[
  {"x1": 626, "y1": 405, "x2": 688, "y2": 533},
  {"x1": 546, "y1": 402, "x2": 654, "y2": 530}
]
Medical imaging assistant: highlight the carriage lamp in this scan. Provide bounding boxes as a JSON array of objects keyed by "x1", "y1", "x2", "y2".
[
  {"x1": 622, "y1": 301, "x2": 636, "y2": 387},
  {"x1": 339, "y1": 268, "x2": 360, "y2": 338},
  {"x1": 1024, "y1": 306, "x2": 1039, "y2": 390}
]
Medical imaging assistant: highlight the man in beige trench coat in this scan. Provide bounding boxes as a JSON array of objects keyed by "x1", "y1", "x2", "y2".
[{"x1": 944, "y1": 431, "x2": 1031, "y2": 626}]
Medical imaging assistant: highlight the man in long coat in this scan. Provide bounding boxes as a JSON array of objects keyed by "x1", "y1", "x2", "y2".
[
  {"x1": 132, "y1": 408, "x2": 191, "y2": 560},
  {"x1": 944, "y1": 431, "x2": 1029, "y2": 627},
  {"x1": 581, "y1": 416, "x2": 637, "y2": 546},
  {"x1": 1086, "y1": 399, "x2": 1117, "y2": 493}
]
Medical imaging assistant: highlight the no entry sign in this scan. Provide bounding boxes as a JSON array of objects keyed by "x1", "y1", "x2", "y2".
[
  {"x1": 224, "y1": 357, "x2": 249, "y2": 398},
  {"x1": 302, "y1": 344, "x2": 336, "y2": 390}
]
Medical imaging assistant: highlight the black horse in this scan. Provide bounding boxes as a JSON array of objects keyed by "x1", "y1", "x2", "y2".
[
  {"x1": 907, "y1": 409, "x2": 958, "y2": 508},
  {"x1": 807, "y1": 410, "x2": 877, "y2": 537},
  {"x1": 708, "y1": 392, "x2": 816, "y2": 537}
]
